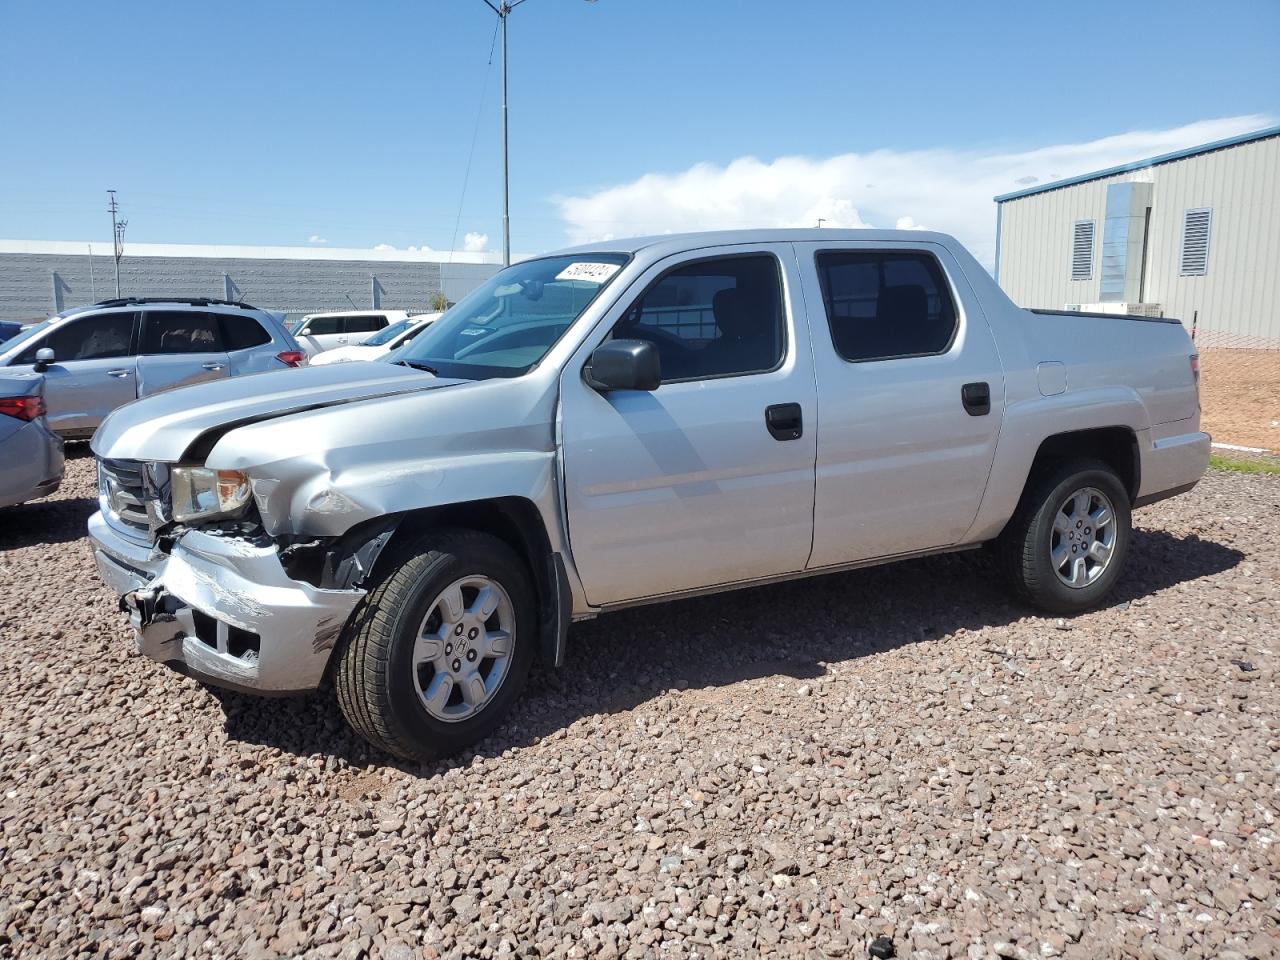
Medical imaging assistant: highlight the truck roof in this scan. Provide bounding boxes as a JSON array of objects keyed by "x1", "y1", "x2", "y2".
[{"x1": 546, "y1": 228, "x2": 958, "y2": 258}]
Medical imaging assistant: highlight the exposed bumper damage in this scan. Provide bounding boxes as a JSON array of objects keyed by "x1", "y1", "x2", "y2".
[{"x1": 88, "y1": 510, "x2": 365, "y2": 694}]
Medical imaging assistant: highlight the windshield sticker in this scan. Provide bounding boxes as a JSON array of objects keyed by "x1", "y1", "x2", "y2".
[{"x1": 555, "y1": 262, "x2": 621, "y2": 285}]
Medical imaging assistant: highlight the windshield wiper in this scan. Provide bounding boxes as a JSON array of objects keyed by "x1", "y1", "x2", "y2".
[{"x1": 392, "y1": 359, "x2": 439, "y2": 375}]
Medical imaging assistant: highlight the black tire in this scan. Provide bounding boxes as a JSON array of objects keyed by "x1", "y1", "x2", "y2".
[
  {"x1": 997, "y1": 459, "x2": 1132, "y2": 614},
  {"x1": 334, "y1": 529, "x2": 536, "y2": 762}
]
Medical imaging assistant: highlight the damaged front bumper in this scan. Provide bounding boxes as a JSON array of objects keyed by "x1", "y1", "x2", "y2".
[{"x1": 88, "y1": 510, "x2": 365, "y2": 694}]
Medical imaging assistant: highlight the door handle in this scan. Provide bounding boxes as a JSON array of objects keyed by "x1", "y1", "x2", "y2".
[
  {"x1": 765, "y1": 402, "x2": 803, "y2": 441},
  {"x1": 961, "y1": 381, "x2": 991, "y2": 416},
  {"x1": 106, "y1": 369, "x2": 132, "y2": 379},
  {"x1": 201, "y1": 362, "x2": 224, "y2": 371}
]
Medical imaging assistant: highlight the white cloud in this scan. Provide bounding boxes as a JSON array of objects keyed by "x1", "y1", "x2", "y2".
[
  {"x1": 373, "y1": 243, "x2": 395, "y2": 251},
  {"x1": 308, "y1": 234, "x2": 327, "y2": 244},
  {"x1": 463, "y1": 231, "x2": 490, "y2": 253},
  {"x1": 556, "y1": 115, "x2": 1273, "y2": 269}
]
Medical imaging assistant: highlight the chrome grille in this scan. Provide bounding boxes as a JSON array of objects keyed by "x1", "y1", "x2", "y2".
[{"x1": 99, "y1": 458, "x2": 152, "y2": 535}]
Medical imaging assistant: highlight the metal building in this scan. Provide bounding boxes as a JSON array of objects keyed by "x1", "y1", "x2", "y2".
[
  {"x1": 0, "y1": 240, "x2": 505, "y2": 325},
  {"x1": 994, "y1": 124, "x2": 1280, "y2": 345}
]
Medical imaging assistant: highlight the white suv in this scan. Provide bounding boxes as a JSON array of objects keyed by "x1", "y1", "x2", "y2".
[
  {"x1": 292, "y1": 310, "x2": 405, "y2": 358},
  {"x1": 308, "y1": 313, "x2": 441, "y2": 366}
]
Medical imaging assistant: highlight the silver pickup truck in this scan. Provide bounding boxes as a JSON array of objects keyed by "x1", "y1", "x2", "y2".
[{"x1": 88, "y1": 230, "x2": 1209, "y2": 761}]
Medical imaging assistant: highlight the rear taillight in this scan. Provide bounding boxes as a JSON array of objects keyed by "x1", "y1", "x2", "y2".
[
  {"x1": 277, "y1": 351, "x2": 306, "y2": 368},
  {"x1": 1190, "y1": 354, "x2": 1200, "y2": 388},
  {"x1": 0, "y1": 395, "x2": 46, "y2": 421}
]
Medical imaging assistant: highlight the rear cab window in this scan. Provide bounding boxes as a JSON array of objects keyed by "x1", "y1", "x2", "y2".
[{"x1": 814, "y1": 250, "x2": 958, "y2": 362}]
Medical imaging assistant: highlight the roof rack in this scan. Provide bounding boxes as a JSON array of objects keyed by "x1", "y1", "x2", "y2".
[{"x1": 93, "y1": 296, "x2": 259, "y2": 310}]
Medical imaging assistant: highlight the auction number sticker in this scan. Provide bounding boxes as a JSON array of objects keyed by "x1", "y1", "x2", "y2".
[{"x1": 555, "y1": 262, "x2": 621, "y2": 284}]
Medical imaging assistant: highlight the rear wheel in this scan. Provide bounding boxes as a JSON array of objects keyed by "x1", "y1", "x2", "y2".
[
  {"x1": 334, "y1": 529, "x2": 536, "y2": 762},
  {"x1": 998, "y1": 459, "x2": 1131, "y2": 614}
]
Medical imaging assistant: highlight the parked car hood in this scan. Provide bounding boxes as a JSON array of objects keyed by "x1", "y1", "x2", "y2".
[
  {"x1": 91, "y1": 362, "x2": 458, "y2": 463},
  {"x1": 309, "y1": 344, "x2": 383, "y2": 365}
]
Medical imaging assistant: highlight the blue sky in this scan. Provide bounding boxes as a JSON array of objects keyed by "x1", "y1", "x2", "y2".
[{"x1": 1, "y1": 0, "x2": 1277, "y2": 263}]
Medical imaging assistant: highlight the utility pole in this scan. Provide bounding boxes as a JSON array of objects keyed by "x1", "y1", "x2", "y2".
[
  {"x1": 107, "y1": 190, "x2": 127, "y2": 298},
  {"x1": 479, "y1": 0, "x2": 522, "y2": 268},
  {"x1": 479, "y1": 0, "x2": 596, "y2": 267}
]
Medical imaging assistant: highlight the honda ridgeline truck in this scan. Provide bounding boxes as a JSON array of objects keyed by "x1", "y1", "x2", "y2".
[{"x1": 88, "y1": 230, "x2": 1209, "y2": 761}]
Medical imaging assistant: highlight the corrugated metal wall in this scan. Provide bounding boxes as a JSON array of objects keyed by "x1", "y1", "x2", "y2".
[
  {"x1": 0, "y1": 253, "x2": 501, "y2": 323},
  {"x1": 997, "y1": 134, "x2": 1280, "y2": 340}
]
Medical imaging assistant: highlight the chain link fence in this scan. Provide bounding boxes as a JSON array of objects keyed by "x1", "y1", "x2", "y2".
[{"x1": 1191, "y1": 324, "x2": 1280, "y2": 466}]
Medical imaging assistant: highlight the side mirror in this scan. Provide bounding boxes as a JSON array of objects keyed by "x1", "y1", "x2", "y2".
[
  {"x1": 33, "y1": 347, "x2": 54, "y2": 372},
  {"x1": 586, "y1": 339, "x2": 661, "y2": 392}
]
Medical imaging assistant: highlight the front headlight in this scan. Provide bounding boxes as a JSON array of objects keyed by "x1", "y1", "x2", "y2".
[{"x1": 170, "y1": 467, "x2": 252, "y2": 523}]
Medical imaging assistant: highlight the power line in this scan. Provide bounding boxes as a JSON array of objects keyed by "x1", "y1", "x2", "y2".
[{"x1": 448, "y1": 17, "x2": 501, "y2": 268}]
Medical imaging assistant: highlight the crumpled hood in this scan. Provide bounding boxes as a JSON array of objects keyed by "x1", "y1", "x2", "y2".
[{"x1": 91, "y1": 361, "x2": 459, "y2": 463}]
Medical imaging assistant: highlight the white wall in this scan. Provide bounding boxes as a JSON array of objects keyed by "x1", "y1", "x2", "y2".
[{"x1": 997, "y1": 134, "x2": 1280, "y2": 341}]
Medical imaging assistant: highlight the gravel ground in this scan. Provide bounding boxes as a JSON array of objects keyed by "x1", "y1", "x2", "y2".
[{"x1": 1, "y1": 449, "x2": 1277, "y2": 960}]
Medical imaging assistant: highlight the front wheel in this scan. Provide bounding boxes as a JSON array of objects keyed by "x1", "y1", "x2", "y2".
[
  {"x1": 997, "y1": 459, "x2": 1132, "y2": 614},
  {"x1": 334, "y1": 529, "x2": 536, "y2": 762}
]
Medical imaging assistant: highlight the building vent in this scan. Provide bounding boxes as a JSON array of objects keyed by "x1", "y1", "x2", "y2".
[
  {"x1": 1180, "y1": 208, "x2": 1211, "y2": 276},
  {"x1": 1070, "y1": 220, "x2": 1095, "y2": 281}
]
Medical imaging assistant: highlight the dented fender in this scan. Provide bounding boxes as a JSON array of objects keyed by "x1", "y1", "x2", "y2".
[{"x1": 196, "y1": 372, "x2": 589, "y2": 634}]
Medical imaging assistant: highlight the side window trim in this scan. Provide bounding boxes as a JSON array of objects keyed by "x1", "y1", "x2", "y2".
[
  {"x1": 610, "y1": 251, "x2": 790, "y2": 386},
  {"x1": 813, "y1": 247, "x2": 961, "y2": 364},
  {"x1": 128, "y1": 311, "x2": 142, "y2": 356}
]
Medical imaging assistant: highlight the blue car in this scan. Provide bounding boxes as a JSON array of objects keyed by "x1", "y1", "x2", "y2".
[{"x1": 0, "y1": 368, "x2": 64, "y2": 509}]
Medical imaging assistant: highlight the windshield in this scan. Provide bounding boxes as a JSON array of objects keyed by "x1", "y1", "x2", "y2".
[
  {"x1": 0, "y1": 317, "x2": 56, "y2": 357},
  {"x1": 365, "y1": 318, "x2": 415, "y2": 346},
  {"x1": 395, "y1": 253, "x2": 630, "y2": 379}
]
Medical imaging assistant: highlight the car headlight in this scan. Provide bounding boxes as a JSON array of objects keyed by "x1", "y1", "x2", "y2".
[{"x1": 170, "y1": 466, "x2": 252, "y2": 523}]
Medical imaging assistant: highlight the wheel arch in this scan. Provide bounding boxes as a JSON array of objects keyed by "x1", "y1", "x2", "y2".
[
  {"x1": 1027, "y1": 426, "x2": 1140, "y2": 502},
  {"x1": 348, "y1": 497, "x2": 570, "y2": 669},
  {"x1": 986, "y1": 425, "x2": 1139, "y2": 545}
]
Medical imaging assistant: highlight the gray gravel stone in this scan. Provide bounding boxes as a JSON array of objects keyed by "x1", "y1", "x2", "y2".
[{"x1": 0, "y1": 453, "x2": 1277, "y2": 959}]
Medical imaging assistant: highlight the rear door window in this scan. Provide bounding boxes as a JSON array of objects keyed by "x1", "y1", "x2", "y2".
[
  {"x1": 815, "y1": 251, "x2": 958, "y2": 362},
  {"x1": 217, "y1": 313, "x2": 273, "y2": 350},
  {"x1": 15, "y1": 312, "x2": 135, "y2": 363},
  {"x1": 344, "y1": 315, "x2": 386, "y2": 334},
  {"x1": 141, "y1": 311, "x2": 225, "y2": 354}
]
